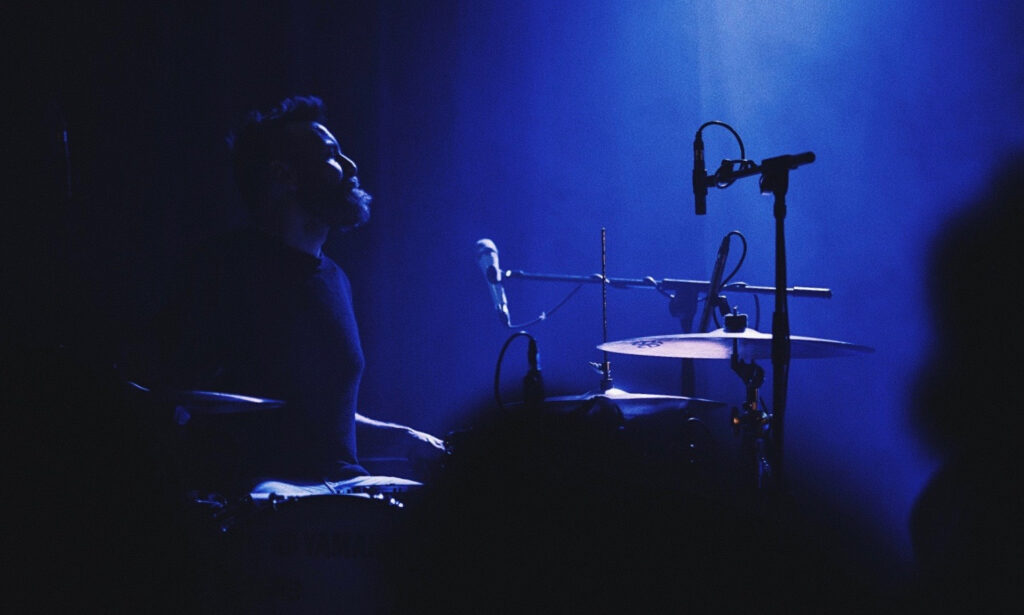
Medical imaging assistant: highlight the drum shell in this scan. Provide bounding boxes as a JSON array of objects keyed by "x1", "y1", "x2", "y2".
[{"x1": 188, "y1": 494, "x2": 407, "y2": 613}]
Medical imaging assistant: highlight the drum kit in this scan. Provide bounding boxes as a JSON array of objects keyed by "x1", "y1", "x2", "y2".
[
  {"x1": 123, "y1": 294, "x2": 872, "y2": 613},
  {"x1": 134, "y1": 232, "x2": 873, "y2": 611},
  {"x1": 151, "y1": 127, "x2": 864, "y2": 506},
  {"x1": 147, "y1": 251, "x2": 873, "y2": 505}
]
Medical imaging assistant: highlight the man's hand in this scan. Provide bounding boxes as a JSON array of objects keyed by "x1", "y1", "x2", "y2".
[
  {"x1": 403, "y1": 426, "x2": 446, "y2": 452},
  {"x1": 355, "y1": 413, "x2": 446, "y2": 479}
]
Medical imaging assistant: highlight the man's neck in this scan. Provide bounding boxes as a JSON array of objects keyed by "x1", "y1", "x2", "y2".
[
  {"x1": 259, "y1": 200, "x2": 330, "y2": 258},
  {"x1": 282, "y1": 215, "x2": 329, "y2": 258}
]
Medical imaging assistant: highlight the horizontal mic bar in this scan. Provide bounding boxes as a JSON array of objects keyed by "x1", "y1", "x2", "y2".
[
  {"x1": 502, "y1": 270, "x2": 831, "y2": 298},
  {"x1": 721, "y1": 282, "x2": 831, "y2": 299}
]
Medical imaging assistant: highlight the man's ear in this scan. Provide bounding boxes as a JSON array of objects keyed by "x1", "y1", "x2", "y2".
[{"x1": 268, "y1": 160, "x2": 297, "y2": 191}]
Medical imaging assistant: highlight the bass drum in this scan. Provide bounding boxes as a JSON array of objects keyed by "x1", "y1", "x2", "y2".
[{"x1": 187, "y1": 492, "x2": 410, "y2": 614}]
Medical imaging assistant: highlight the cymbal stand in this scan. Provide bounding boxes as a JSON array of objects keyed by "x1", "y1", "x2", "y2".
[
  {"x1": 599, "y1": 228, "x2": 613, "y2": 392},
  {"x1": 727, "y1": 315, "x2": 773, "y2": 495}
]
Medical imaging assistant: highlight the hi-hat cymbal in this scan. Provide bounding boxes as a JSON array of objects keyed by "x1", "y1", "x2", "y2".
[
  {"x1": 597, "y1": 328, "x2": 874, "y2": 360},
  {"x1": 163, "y1": 389, "x2": 287, "y2": 414},
  {"x1": 542, "y1": 388, "x2": 726, "y2": 417}
]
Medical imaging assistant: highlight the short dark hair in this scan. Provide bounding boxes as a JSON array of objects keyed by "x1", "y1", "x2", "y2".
[{"x1": 228, "y1": 95, "x2": 327, "y2": 207}]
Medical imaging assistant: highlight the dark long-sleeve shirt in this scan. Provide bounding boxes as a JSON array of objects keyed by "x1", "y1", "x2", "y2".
[{"x1": 131, "y1": 226, "x2": 366, "y2": 489}]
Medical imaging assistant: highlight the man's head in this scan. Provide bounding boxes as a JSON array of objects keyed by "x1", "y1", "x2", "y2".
[{"x1": 229, "y1": 96, "x2": 372, "y2": 232}]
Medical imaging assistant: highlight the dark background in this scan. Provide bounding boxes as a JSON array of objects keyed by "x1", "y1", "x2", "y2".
[{"x1": 9, "y1": 0, "x2": 1024, "y2": 604}]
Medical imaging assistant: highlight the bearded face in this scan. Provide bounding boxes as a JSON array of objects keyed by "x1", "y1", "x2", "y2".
[
  {"x1": 286, "y1": 122, "x2": 372, "y2": 231},
  {"x1": 297, "y1": 168, "x2": 372, "y2": 231}
]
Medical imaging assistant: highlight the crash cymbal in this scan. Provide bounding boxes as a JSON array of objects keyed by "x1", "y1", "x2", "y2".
[
  {"x1": 127, "y1": 381, "x2": 286, "y2": 414},
  {"x1": 597, "y1": 327, "x2": 874, "y2": 360}
]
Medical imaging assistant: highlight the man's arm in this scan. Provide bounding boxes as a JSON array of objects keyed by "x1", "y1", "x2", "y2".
[{"x1": 355, "y1": 413, "x2": 446, "y2": 451}]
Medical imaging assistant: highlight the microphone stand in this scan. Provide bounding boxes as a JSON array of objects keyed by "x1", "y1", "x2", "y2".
[
  {"x1": 762, "y1": 156, "x2": 792, "y2": 495},
  {"x1": 696, "y1": 151, "x2": 815, "y2": 495}
]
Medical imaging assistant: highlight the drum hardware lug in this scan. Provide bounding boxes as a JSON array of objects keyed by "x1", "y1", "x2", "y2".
[
  {"x1": 730, "y1": 342, "x2": 766, "y2": 435},
  {"x1": 197, "y1": 494, "x2": 264, "y2": 533},
  {"x1": 731, "y1": 404, "x2": 770, "y2": 436}
]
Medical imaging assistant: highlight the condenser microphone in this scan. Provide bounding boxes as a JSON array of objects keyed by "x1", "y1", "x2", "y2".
[
  {"x1": 698, "y1": 233, "x2": 730, "y2": 332},
  {"x1": 693, "y1": 131, "x2": 707, "y2": 215},
  {"x1": 476, "y1": 238, "x2": 511, "y2": 326}
]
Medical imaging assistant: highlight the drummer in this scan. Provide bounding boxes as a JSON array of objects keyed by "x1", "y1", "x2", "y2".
[{"x1": 124, "y1": 95, "x2": 443, "y2": 493}]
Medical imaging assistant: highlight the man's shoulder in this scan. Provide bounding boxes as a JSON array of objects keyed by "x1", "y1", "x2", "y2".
[
  {"x1": 318, "y1": 251, "x2": 353, "y2": 281},
  {"x1": 179, "y1": 226, "x2": 271, "y2": 269},
  {"x1": 161, "y1": 227, "x2": 261, "y2": 295}
]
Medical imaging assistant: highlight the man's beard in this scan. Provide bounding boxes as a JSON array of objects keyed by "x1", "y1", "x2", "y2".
[{"x1": 299, "y1": 181, "x2": 372, "y2": 231}]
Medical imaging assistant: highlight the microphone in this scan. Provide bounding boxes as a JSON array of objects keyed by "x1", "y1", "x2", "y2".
[
  {"x1": 693, "y1": 131, "x2": 707, "y2": 215},
  {"x1": 476, "y1": 238, "x2": 511, "y2": 327},
  {"x1": 761, "y1": 152, "x2": 816, "y2": 170},
  {"x1": 698, "y1": 233, "x2": 731, "y2": 332}
]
